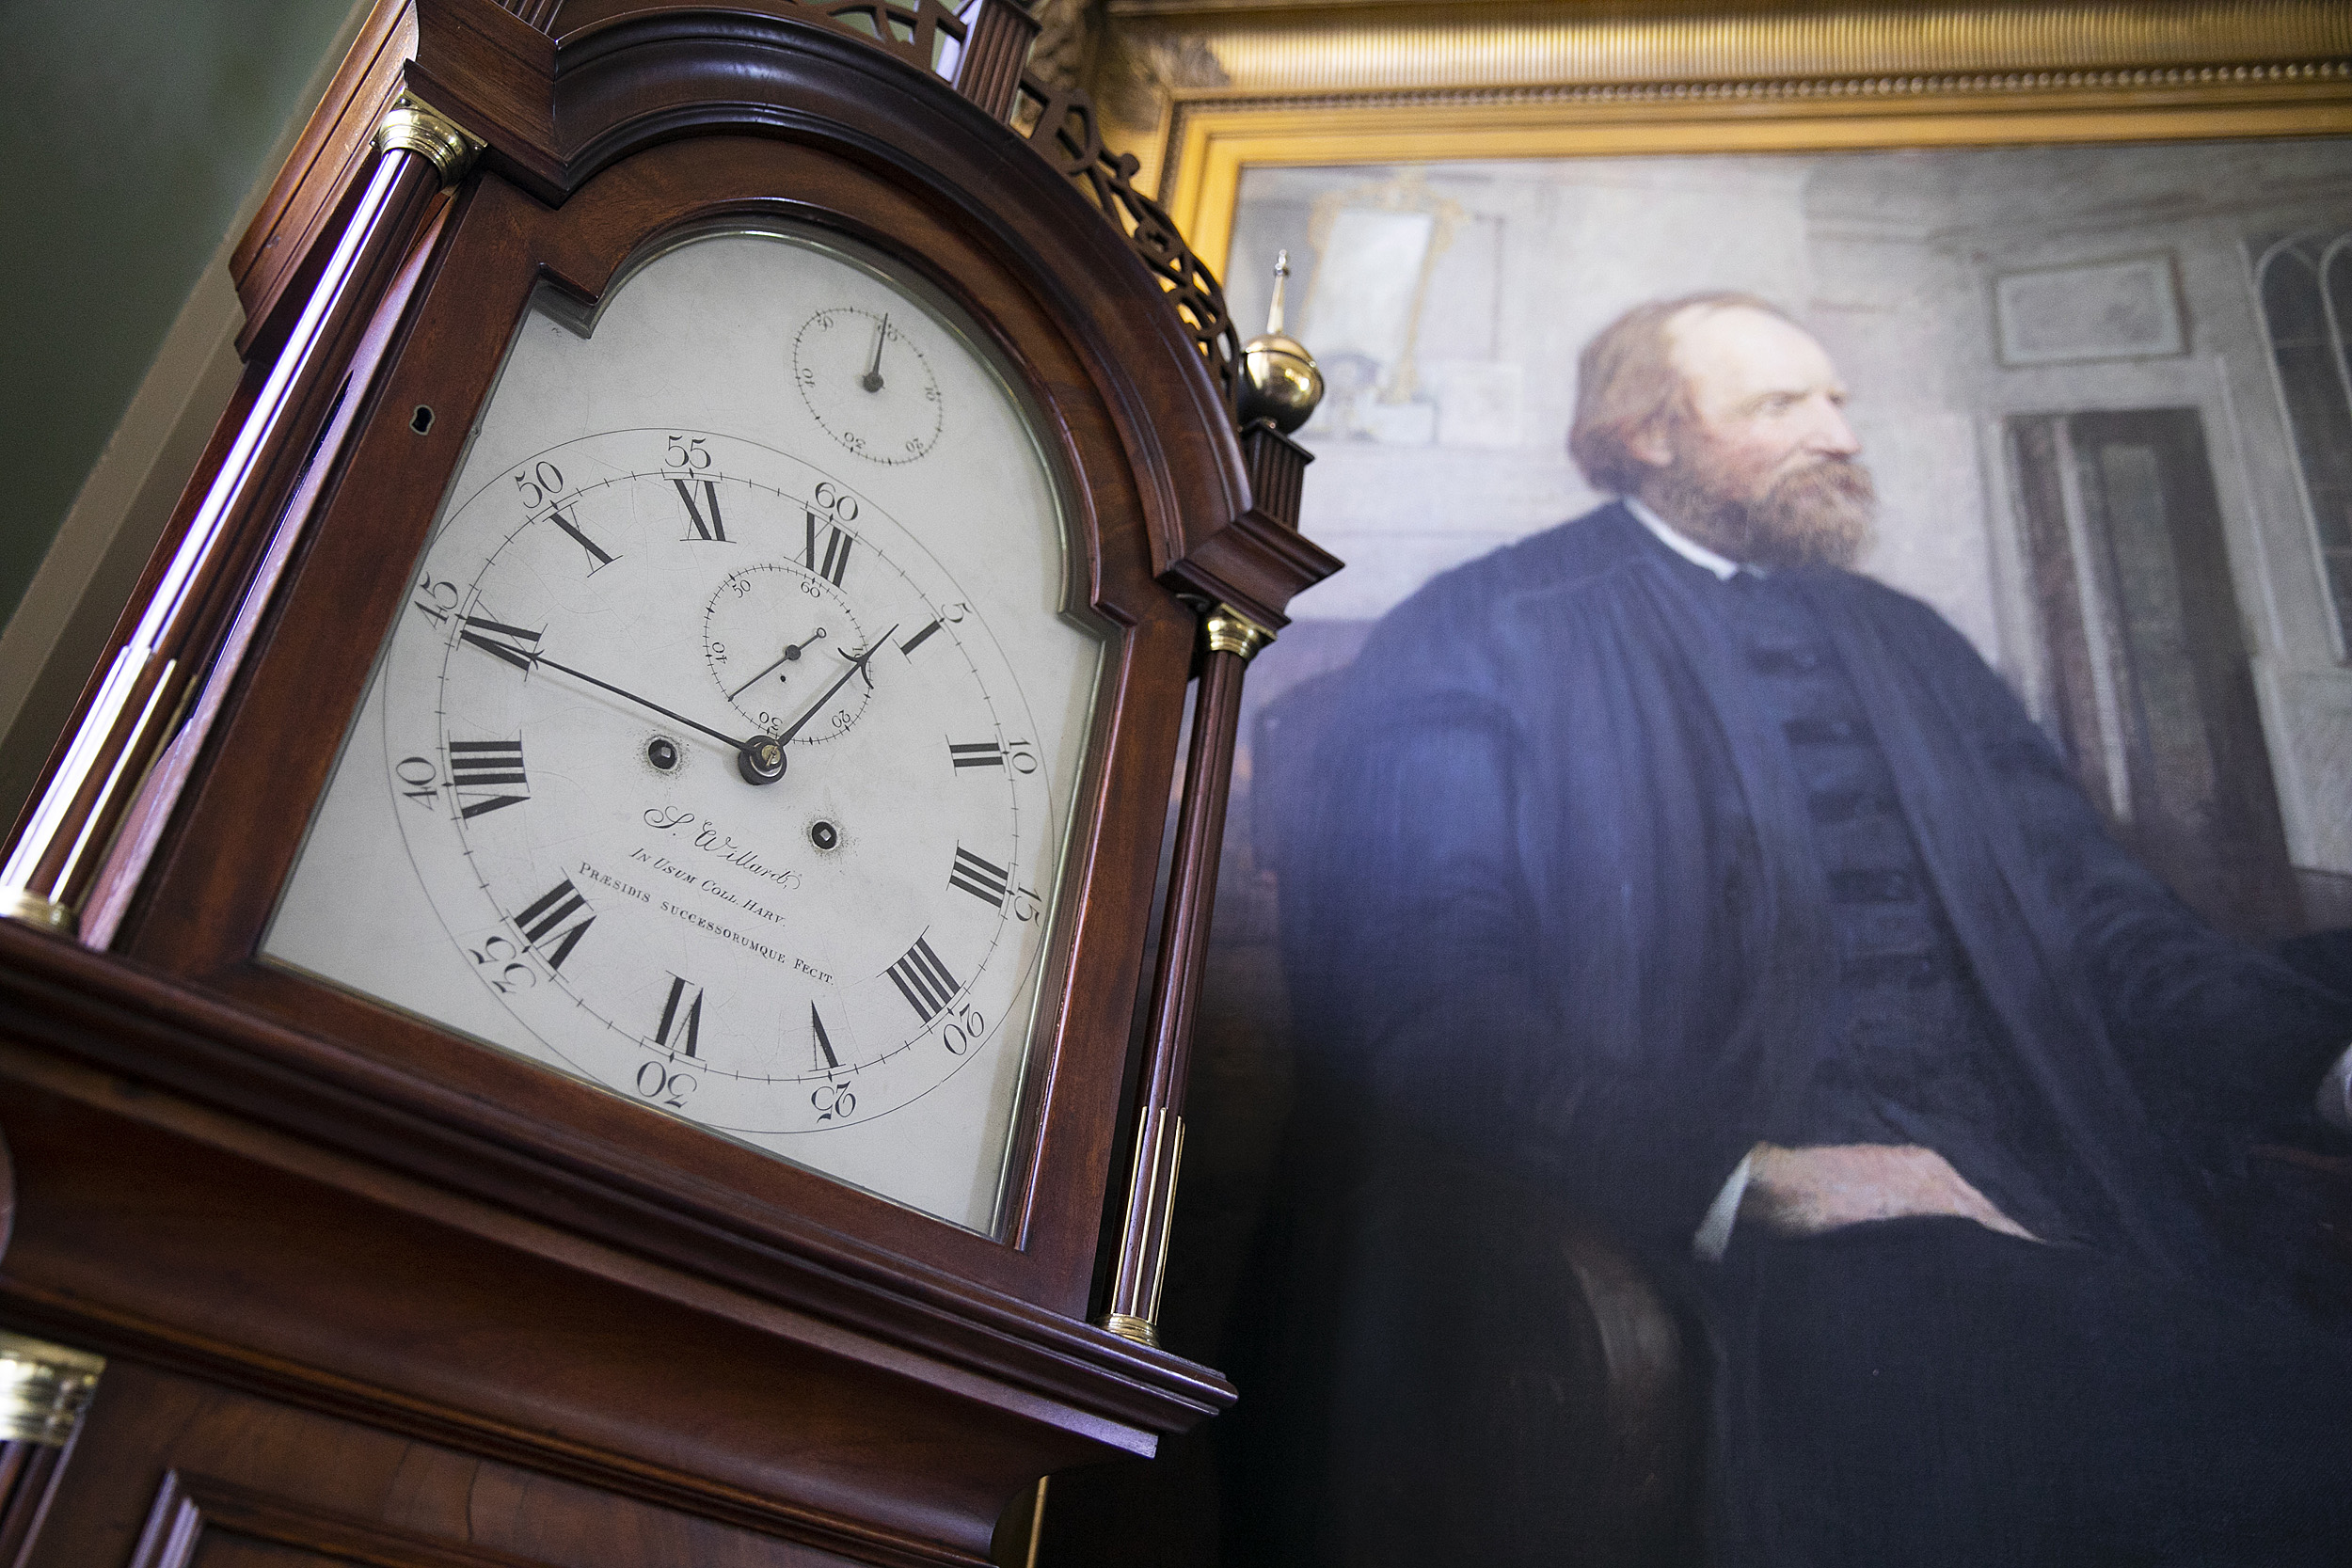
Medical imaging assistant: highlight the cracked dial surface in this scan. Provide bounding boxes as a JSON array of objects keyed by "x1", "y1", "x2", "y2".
[{"x1": 265, "y1": 227, "x2": 1103, "y2": 1235}]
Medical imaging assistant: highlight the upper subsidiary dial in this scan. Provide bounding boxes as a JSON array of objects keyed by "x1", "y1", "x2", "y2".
[{"x1": 793, "y1": 308, "x2": 944, "y2": 465}]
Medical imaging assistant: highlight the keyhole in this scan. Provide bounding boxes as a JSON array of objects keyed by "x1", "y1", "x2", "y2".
[{"x1": 410, "y1": 404, "x2": 435, "y2": 435}]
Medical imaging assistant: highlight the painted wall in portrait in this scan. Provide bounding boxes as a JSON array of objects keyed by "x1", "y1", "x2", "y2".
[
  {"x1": 1037, "y1": 135, "x2": 2352, "y2": 1564},
  {"x1": 1219, "y1": 141, "x2": 2352, "y2": 921}
]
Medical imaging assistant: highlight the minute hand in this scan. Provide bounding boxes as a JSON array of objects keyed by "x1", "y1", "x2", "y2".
[
  {"x1": 773, "y1": 627, "x2": 898, "y2": 744},
  {"x1": 528, "y1": 651, "x2": 755, "y2": 752}
]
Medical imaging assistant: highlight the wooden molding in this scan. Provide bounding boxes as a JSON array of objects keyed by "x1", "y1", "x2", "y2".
[
  {"x1": 132, "y1": 1472, "x2": 566, "y2": 1568},
  {"x1": 0, "y1": 924, "x2": 1228, "y2": 1442}
]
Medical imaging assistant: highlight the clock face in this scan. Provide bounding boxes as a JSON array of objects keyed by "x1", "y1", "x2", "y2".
[{"x1": 264, "y1": 228, "x2": 1104, "y2": 1234}]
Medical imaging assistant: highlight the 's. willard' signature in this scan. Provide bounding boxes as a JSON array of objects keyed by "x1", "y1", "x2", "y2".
[{"x1": 642, "y1": 807, "x2": 801, "y2": 889}]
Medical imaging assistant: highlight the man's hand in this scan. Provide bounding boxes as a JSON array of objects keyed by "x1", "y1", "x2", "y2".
[{"x1": 1741, "y1": 1143, "x2": 2037, "y2": 1241}]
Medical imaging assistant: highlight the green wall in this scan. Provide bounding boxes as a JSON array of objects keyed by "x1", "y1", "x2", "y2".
[{"x1": 0, "y1": 0, "x2": 358, "y2": 626}]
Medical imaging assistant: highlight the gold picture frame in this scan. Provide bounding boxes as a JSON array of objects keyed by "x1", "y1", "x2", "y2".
[{"x1": 1112, "y1": 3, "x2": 2352, "y2": 277}]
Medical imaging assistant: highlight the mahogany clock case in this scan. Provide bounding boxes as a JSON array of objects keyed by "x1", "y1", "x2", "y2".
[
  {"x1": 94, "y1": 35, "x2": 1235, "y2": 1323},
  {"x1": 0, "y1": 12, "x2": 1295, "y2": 1566}
]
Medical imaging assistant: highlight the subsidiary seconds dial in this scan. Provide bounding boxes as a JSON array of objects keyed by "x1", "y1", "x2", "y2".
[
  {"x1": 704, "y1": 559, "x2": 871, "y2": 747},
  {"x1": 793, "y1": 308, "x2": 944, "y2": 464}
]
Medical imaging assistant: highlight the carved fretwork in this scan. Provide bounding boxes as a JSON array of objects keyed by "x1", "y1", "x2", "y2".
[
  {"x1": 807, "y1": 0, "x2": 967, "y2": 77},
  {"x1": 1011, "y1": 72, "x2": 1244, "y2": 410}
]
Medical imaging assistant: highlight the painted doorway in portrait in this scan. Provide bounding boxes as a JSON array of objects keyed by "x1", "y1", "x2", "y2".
[{"x1": 2010, "y1": 406, "x2": 2309, "y2": 937}]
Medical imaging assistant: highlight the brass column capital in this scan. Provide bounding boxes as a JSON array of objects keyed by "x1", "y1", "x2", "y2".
[
  {"x1": 375, "y1": 90, "x2": 484, "y2": 187},
  {"x1": 2, "y1": 887, "x2": 73, "y2": 933},
  {"x1": 0, "y1": 1332, "x2": 104, "y2": 1447},
  {"x1": 1202, "y1": 604, "x2": 1276, "y2": 661}
]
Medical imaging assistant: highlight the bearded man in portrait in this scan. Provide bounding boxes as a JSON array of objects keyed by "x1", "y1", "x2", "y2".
[{"x1": 1236, "y1": 292, "x2": 2352, "y2": 1568}]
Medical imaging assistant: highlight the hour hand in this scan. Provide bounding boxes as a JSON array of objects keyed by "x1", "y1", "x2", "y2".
[{"x1": 774, "y1": 626, "x2": 898, "y2": 744}]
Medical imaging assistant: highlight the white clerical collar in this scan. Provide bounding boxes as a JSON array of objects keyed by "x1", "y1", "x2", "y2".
[{"x1": 1624, "y1": 497, "x2": 1759, "y2": 580}]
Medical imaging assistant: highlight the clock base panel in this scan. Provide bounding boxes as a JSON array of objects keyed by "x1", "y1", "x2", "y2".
[{"x1": 0, "y1": 923, "x2": 1230, "y2": 1568}]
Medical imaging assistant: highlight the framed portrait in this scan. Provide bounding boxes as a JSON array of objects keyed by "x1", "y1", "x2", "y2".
[{"x1": 1036, "y1": 10, "x2": 2352, "y2": 1566}]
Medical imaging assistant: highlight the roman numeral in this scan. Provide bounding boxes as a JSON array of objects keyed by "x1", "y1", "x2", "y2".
[
  {"x1": 546, "y1": 507, "x2": 614, "y2": 568},
  {"x1": 899, "y1": 619, "x2": 942, "y2": 657},
  {"x1": 458, "y1": 614, "x2": 542, "y2": 673},
  {"x1": 885, "y1": 936, "x2": 960, "y2": 1023},
  {"x1": 653, "y1": 974, "x2": 704, "y2": 1057},
  {"x1": 947, "y1": 739, "x2": 1003, "y2": 768},
  {"x1": 447, "y1": 737, "x2": 527, "y2": 820},
  {"x1": 803, "y1": 512, "x2": 853, "y2": 587},
  {"x1": 947, "y1": 846, "x2": 1009, "y2": 908},
  {"x1": 513, "y1": 878, "x2": 593, "y2": 971},
  {"x1": 811, "y1": 1003, "x2": 839, "y2": 1071},
  {"x1": 673, "y1": 477, "x2": 727, "y2": 542}
]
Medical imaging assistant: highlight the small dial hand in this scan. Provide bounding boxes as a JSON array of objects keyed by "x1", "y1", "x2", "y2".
[
  {"x1": 861, "y1": 314, "x2": 889, "y2": 393},
  {"x1": 726, "y1": 627, "x2": 827, "y2": 700},
  {"x1": 773, "y1": 626, "x2": 898, "y2": 745}
]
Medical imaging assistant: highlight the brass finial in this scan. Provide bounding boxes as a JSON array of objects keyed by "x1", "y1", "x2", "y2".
[{"x1": 1236, "y1": 250, "x2": 1324, "y2": 435}]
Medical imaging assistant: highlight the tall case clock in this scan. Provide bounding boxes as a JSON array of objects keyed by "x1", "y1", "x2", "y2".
[{"x1": 0, "y1": 3, "x2": 1336, "y2": 1563}]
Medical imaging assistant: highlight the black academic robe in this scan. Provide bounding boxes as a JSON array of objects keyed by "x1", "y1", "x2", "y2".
[
  {"x1": 1230, "y1": 502, "x2": 2352, "y2": 1566},
  {"x1": 1279, "y1": 502, "x2": 2352, "y2": 1281}
]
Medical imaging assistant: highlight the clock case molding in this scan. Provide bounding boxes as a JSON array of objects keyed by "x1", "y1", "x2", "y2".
[{"x1": 0, "y1": 2, "x2": 1338, "y2": 1564}]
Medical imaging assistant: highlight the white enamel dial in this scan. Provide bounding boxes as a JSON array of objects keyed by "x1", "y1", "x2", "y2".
[{"x1": 265, "y1": 228, "x2": 1102, "y2": 1233}]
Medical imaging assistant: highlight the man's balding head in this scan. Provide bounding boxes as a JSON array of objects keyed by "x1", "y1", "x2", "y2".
[
  {"x1": 1568, "y1": 292, "x2": 1793, "y2": 493},
  {"x1": 1569, "y1": 294, "x2": 1877, "y2": 569}
]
